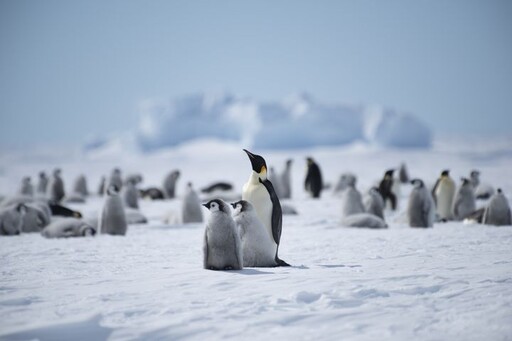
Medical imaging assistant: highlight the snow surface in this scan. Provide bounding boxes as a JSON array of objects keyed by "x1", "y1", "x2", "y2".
[
  {"x1": 1, "y1": 138, "x2": 512, "y2": 340},
  {"x1": 84, "y1": 93, "x2": 432, "y2": 152}
]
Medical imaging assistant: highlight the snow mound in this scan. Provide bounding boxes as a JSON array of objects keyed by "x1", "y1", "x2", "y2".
[{"x1": 85, "y1": 92, "x2": 432, "y2": 152}]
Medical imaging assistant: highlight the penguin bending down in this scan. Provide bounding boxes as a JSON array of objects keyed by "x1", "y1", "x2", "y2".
[
  {"x1": 407, "y1": 179, "x2": 435, "y2": 228},
  {"x1": 182, "y1": 183, "x2": 203, "y2": 223},
  {"x1": 242, "y1": 149, "x2": 290, "y2": 266},
  {"x1": 42, "y1": 218, "x2": 96, "y2": 238},
  {"x1": 305, "y1": 157, "x2": 323, "y2": 198},
  {"x1": 0, "y1": 204, "x2": 26, "y2": 235},
  {"x1": 232, "y1": 200, "x2": 279, "y2": 267},
  {"x1": 340, "y1": 186, "x2": 365, "y2": 218},
  {"x1": 452, "y1": 178, "x2": 476, "y2": 221},
  {"x1": 364, "y1": 187, "x2": 385, "y2": 220},
  {"x1": 163, "y1": 170, "x2": 180, "y2": 199},
  {"x1": 202, "y1": 199, "x2": 243, "y2": 270},
  {"x1": 432, "y1": 170, "x2": 456, "y2": 221},
  {"x1": 341, "y1": 213, "x2": 387, "y2": 229},
  {"x1": 482, "y1": 189, "x2": 511, "y2": 226},
  {"x1": 378, "y1": 169, "x2": 397, "y2": 211},
  {"x1": 99, "y1": 186, "x2": 127, "y2": 235}
]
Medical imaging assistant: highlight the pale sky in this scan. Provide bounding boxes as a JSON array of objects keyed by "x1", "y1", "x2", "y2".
[{"x1": 1, "y1": 0, "x2": 511, "y2": 148}]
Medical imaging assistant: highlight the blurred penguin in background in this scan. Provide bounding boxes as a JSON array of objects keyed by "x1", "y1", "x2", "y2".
[
  {"x1": 399, "y1": 163, "x2": 410, "y2": 184},
  {"x1": 97, "y1": 176, "x2": 106, "y2": 196},
  {"x1": 364, "y1": 187, "x2": 385, "y2": 220},
  {"x1": 482, "y1": 189, "x2": 511, "y2": 226},
  {"x1": 163, "y1": 170, "x2": 180, "y2": 199},
  {"x1": 334, "y1": 173, "x2": 357, "y2": 194},
  {"x1": 19, "y1": 177, "x2": 34, "y2": 196},
  {"x1": 280, "y1": 159, "x2": 293, "y2": 199},
  {"x1": 73, "y1": 174, "x2": 88, "y2": 197},
  {"x1": 49, "y1": 168, "x2": 65, "y2": 203},
  {"x1": 305, "y1": 157, "x2": 323, "y2": 198},
  {"x1": 121, "y1": 178, "x2": 139, "y2": 209},
  {"x1": 36, "y1": 171, "x2": 49, "y2": 195},
  {"x1": 340, "y1": 184, "x2": 365, "y2": 218},
  {"x1": 379, "y1": 169, "x2": 397, "y2": 211},
  {"x1": 0, "y1": 204, "x2": 26, "y2": 235},
  {"x1": 452, "y1": 178, "x2": 476, "y2": 221},
  {"x1": 99, "y1": 185, "x2": 127, "y2": 236},
  {"x1": 469, "y1": 170, "x2": 480, "y2": 188},
  {"x1": 268, "y1": 167, "x2": 284, "y2": 198},
  {"x1": 182, "y1": 182, "x2": 203, "y2": 223},
  {"x1": 108, "y1": 168, "x2": 123, "y2": 193},
  {"x1": 407, "y1": 179, "x2": 435, "y2": 228}
]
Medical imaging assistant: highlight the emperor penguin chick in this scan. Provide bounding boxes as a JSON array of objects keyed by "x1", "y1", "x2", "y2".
[
  {"x1": 280, "y1": 159, "x2": 293, "y2": 199},
  {"x1": 49, "y1": 168, "x2": 65, "y2": 203},
  {"x1": 182, "y1": 182, "x2": 203, "y2": 223},
  {"x1": 19, "y1": 177, "x2": 34, "y2": 196},
  {"x1": 364, "y1": 187, "x2": 385, "y2": 219},
  {"x1": 432, "y1": 170, "x2": 456, "y2": 221},
  {"x1": 482, "y1": 189, "x2": 511, "y2": 226},
  {"x1": 73, "y1": 174, "x2": 88, "y2": 197},
  {"x1": 99, "y1": 185, "x2": 128, "y2": 235},
  {"x1": 42, "y1": 218, "x2": 96, "y2": 238},
  {"x1": 36, "y1": 172, "x2": 49, "y2": 195},
  {"x1": 452, "y1": 178, "x2": 476, "y2": 221},
  {"x1": 107, "y1": 168, "x2": 123, "y2": 193},
  {"x1": 121, "y1": 179, "x2": 139, "y2": 209},
  {"x1": 231, "y1": 200, "x2": 277, "y2": 267},
  {"x1": 163, "y1": 170, "x2": 180, "y2": 199},
  {"x1": 242, "y1": 149, "x2": 290, "y2": 266},
  {"x1": 340, "y1": 185, "x2": 365, "y2": 218},
  {"x1": 202, "y1": 199, "x2": 243, "y2": 270},
  {"x1": 407, "y1": 179, "x2": 435, "y2": 228},
  {"x1": 0, "y1": 204, "x2": 26, "y2": 235}
]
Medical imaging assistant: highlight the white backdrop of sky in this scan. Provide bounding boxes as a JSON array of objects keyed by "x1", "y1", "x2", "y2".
[{"x1": 1, "y1": 0, "x2": 511, "y2": 148}]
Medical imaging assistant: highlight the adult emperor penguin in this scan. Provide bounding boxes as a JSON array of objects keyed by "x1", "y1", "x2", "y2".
[
  {"x1": 73, "y1": 174, "x2": 88, "y2": 197},
  {"x1": 232, "y1": 200, "x2": 278, "y2": 267},
  {"x1": 121, "y1": 179, "x2": 139, "y2": 209},
  {"x1": 432, "y1": 170, "x2": 456, "y2": 221},
  {"x1": 364, "y1": 187, "x2": 385, "y2": 219},
  {"x1": 36, "y1": 172, "x2": 49, "y2": 195},
  {"x1": 19, "y1": 177, "x2": 34, "y2": 196},
  {"x1": 99, "y1": 185, "x2": 127, "y2": 235},
  {"x1": 407, "y1": 179, "x2": 436, "y2": 228},
  {"x1": 242, "y1": 149, "x2": 290, "y2": 266},
  {"x1": 163, "y1": 170, "x2": 180, "y2": 199},
  {"x1": 182, "y1": 182, "x2": 203, "y2": 223},
  {"x1": 378, "y1": 169, "x2": 397, "y2": 210},
  {"x1": 202, "y1": 199, "x2": 243, "y2": 270},
  {"x1": 48, "y1": 168, "x2": 65, "y2": 203},
  {"x1": 452, "y1": 177, "x2": 476, "y2": 221},
  {"x1": 41, "y1": 218, "x2": 96, "y2": 238},
  {"x1": 305, "y1": 157, "x2": 323, "y2": 198},
  {"x1": 280, "y1": 159, "x2": 293, "y2": 199},
  {"x1": 482, "y1": 189, "x2": 512, "y2": 226},
  {"x1": 340, "y1": 185, "x2": 365, "y2": 218}
]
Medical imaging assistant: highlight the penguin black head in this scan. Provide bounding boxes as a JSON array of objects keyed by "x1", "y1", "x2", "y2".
[
  {"x1": 107, "y1": 185, "x2": 119, "y2": 195},
  {"x1": 460, "y1": 177, "x2": 470, "y2": 186},
  {"x1": 306, "y1": 157, "x2": 315, "y2": 166},
  {"x1": 497, "y1": 188, "x2": 502, "y2": 194},
  {"x1": 384, "y1": 169, "x2": 395, "y2": 178},
  {"x1": 470, "y1": 170, "x2": 480, "y2": 177},
  {"x1": 53, "y1": 168, "x2": 61, "y2": 176},
  {"x1": 441, "y1": 170, "x2": 450, "y2": 177},
  {"x1": 286, "y1": 159, "x2": 293, "y2": 166},
  {"x1": 230, "y1": 200, "x2": 252, "y2": 212},
  {"x1": 203, "y1": 199, "x2": 230, "y2": 213},
  {"x1": 410, "y1": 178, "x2": 424, "y2": 188},
  {"x1": 243, "y1": 149, "x2": 267, "y2": 176},
  {"x1": 39, "y1": 171, "x2": 46, "y2": 178}
]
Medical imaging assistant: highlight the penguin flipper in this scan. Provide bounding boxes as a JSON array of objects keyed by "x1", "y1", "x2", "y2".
[{"x1": 259, "y1": 178, "x2": 282, "y2": 245}]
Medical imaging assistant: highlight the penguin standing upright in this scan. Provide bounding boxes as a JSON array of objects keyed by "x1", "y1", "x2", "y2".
[
  {"x1": 163, "y1": 170, "x2": 180, "y2": 199},
  {"x1": 202, "y1": 199, "x2": 243, "y2": 270},
  {"x1": 364, "y1": 187, "x2": 385, "y2": 219},
  {"x1": 482, "y1": 189, "x2": 512, "y2": 226},
  {"x1": 49, "y1": 169, "x2": 65, "y2": 203},
  {"x1": 399, "y1": 163, "x2": 410, "y2": 184},
  {"x1": 432, "y1": 170, "x2": 456, "y2": 221},
  {"x1": 107, "y1": 168, "x2": 123, "y2": 193},
  {"x1": 378, "y1": 169, "x2": 397, "y2": 211},
  {"x1": 121, "y1": 179, "x2": 139, "y2": 209},
  {"x1": 469, "y1": 170, "x2": 480, "y2": 188},
  {"x1": 19, "y1": 177, "x2": 34, "y2": 196},
  {"x1": 305, "y1": 157, "x2": 323, "y2": 198},
  {"x1": 280, "y1": 159, "x2": 293, "y2": 199},
  {"x1": 99, "y1": 185, "x2": 127, "y2": 235},
  {"x1": 36, "y1": 172, "x2": 48, "y2": 195},
  {"x1": 73, "y1": 175, "x2": 88, "y2": 197},
  {"x1": 98, "y1": 176, "x2": 106, "y2": 196},
  {"x1": 242, "y1": 149, "x2": 289, "y2": 266},
  {"x1": 340, "y1": 185, "x2": 365, "y2": 218},
  {"x1": 407, "y1": 179, "x2": 435, "y2": 228},
  {"x1": 182, "y1": 182, "x2": 203, "y2": 223},
  {"x1": 452, "y1": 178, "x2": 476, "y2": 221}
]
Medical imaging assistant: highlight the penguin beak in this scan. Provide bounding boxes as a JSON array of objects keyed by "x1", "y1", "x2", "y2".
[
  {"x1": 202, "y1": 203, "x2": 209, "y2": 209},
  {"x1": 230, "y1": 203, "x2": 236, "y2": 209},
  {"x1": 243, "y1": 149, "x2": 255, "y2": 160}
]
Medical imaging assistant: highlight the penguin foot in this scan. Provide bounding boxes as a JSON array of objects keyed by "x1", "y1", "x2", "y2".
[{"x1": 275, "y1": 258, "x2": 291, "y2": 267}]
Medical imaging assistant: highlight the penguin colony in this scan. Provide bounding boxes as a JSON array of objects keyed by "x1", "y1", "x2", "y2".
[{"x1": 1, "y1": 151, "x2": 511, "y2": 271}]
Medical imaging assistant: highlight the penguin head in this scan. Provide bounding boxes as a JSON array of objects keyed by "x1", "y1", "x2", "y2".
[
  {"x1": 230, "y1": 200, "x2": 252, "y2": 216},
  {"x1": 203, "y1": 199, "x2": 230, "y2": 214},
  {"x1": 441, "y1": 170, "x2": 450, "y2": 177},
  {"x1": 306, "y1": 157, "x2": 315, "y2": 166},
  {"x1": 172, "y1": 170, "x2": 181, "y2": 179},
  {"x1": 244, "y1": 149, "x2": 267, "y2": 179},
  {"x1": 112, "y1": 168, "x2": 121, "y2": 175},
  {"x1": 384, "y1": 169, "x2": 395, "y2": 179},
  {"x1": 22, "y1": 176, "x2": 31, "y2": 184},
  {"x1": 39, "y1": 171, "x2": 46, "y2": 178},
  {"x1": 470, "y1": 170, "x2": 480, "y2": 178},
  {"x1": 369, "y1": 187, "x2": 381, "y2": 196},
  {"x1": 107, "y1": 185, "x2": 120, "y2": 195},
  {"x1": 460, "y1": 177, "x2": 470, "y2": 186},
  {"x1": 53, "y1": 168, "x2": 61, "y2": 176},
  {"x1": 410, "y1": 178, "x2": 424, "y2": 188},
  {"x1": 286, "y1": 159, "x2": 293, "y2": 166}
]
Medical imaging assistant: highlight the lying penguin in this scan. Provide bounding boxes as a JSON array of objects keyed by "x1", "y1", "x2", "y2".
[{"x1": 41, "y1": 218, "x2": 96, "y2": 238}]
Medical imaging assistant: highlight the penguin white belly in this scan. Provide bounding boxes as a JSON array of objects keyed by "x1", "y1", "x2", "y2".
[
  {"x1": 242, "y1": 182, "x2": 275, "y2": 248},
  {"x1": 436, "y1": 185, "x2": 454, "y2": 219}
]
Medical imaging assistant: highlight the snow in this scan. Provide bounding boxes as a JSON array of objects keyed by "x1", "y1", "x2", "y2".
[
  {"x1": 84, "y1": 93, "x2": 432, "y2": 153},
  {"x1": 1, "y1": 137, "x2": 512, "y2": 340}
]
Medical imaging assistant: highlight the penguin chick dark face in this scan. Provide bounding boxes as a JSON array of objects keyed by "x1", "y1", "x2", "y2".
[
  {"x1": 410, "y1": 179, "x2": 424, "y2": 188},
  {"x1": 470, "y1": 170, "x2": 480, "y2": 177},
  {"x1": 203, "y1": 199, "x2": 229, "y2": 214},
  {"x1": 460, "y1": 177, "x2": 470, "y2": 186},
  {"x1": 230, "y1": 200, "x2": 252, "y2": 215},
  {"x1": 441, "y1": 170, "x2": 450, "y2": 177},
  {"x1": 244, "y1": 149, "x2": 267, "y2": 177},
  {"x1": 107, "y1": 185, "x2": 119, "y2": 195}
]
